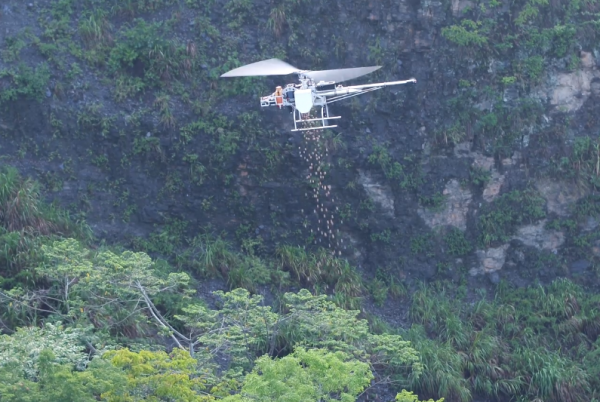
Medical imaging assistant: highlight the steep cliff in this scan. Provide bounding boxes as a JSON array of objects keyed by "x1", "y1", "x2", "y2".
[{"x1": 1, "y1": 0, "x2": 599, "y2": 300}]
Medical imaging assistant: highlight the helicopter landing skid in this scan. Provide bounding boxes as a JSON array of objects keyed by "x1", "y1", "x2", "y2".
[{"x1": 291, "y1": 105, "x2": 340, "y2": 132}]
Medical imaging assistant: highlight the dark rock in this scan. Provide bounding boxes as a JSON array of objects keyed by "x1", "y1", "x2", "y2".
[
  {"x1": 591, "y1": 77, "x2": 600, "y2": 98},
  {"x1": 570, "y1": 259, "x2": 591, "y2": 274},
  {"x1": 141, "y1": 206, "x2": 164, "y2": 224},
  {"x1": 489, "y1": 271, "x2": 500, "y2": 284}
]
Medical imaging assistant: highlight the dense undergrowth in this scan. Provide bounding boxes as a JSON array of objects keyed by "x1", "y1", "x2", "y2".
[{"x1": 1, "y1": 166, "x2": 600, "y2": 401}]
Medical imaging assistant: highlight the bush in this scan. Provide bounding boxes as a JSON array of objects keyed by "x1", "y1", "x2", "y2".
[
  {"x1": 442, "y1": 20, "x2": 488, "y2": 47},
  {"x1": 108, "y1": 19, "x2": 195, "y2": 87},
  {"x1": 0, "y1": 63, "x2": 51, "y2": 103},
  {"x1": 478, "y1": 189, "x2": 546, "y2": 247},
  {"x1": 444, "y1": 228, "x2": 472, "y2": 257}
]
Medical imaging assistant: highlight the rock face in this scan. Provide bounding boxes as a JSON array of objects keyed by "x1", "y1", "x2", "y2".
[
  {"x1": 534, "y1": 52, "x2": 600, "y2": 112},
  {"x1": 470, "y1": 244, "x2": 510, "y2": 275},
  {"x1": 482, "y1": 170, "x2": 505, "y2": 202},
  {"x1": 358, "y1": 170, "x2": 395, "y2": 216},
  {"x1": 591, "y1": 77, "x2": 600, "y2": 97},
  {"x1": 454, "y1": 143, "x2": 506, "y2": 202},
  {"x1": 536, "y1": 179, "x2": 587, "y2": 217},
  {"x1": 418, "y1": 179, "x2": 472, "y2": 231},
  {"x1": 470, "y1": 220, "x2": 565, "y2": 276},
  {"x1": 513, "y1": 220, "x2": 565, "y2": 252},
  {"x1": 451, "y1": 0, "x2": 473, "y2": 16}
]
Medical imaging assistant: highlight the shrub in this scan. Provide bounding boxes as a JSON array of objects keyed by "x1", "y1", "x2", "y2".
[
  {"x1": 0, "y1": 63, "x2": 51, "y2": 103},
  {"x1": 442, "y1": 20, "x2": 488, "y2": 47}
]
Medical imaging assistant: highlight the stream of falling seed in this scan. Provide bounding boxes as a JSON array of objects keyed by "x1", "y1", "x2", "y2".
[{"x1": 297, "y1": 112, "x2": 342, "y2": 257}]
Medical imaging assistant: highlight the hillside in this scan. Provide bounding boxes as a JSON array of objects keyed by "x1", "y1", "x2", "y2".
[{"x1": 0, "y1": 0, "x2": 599, "y2": 401}]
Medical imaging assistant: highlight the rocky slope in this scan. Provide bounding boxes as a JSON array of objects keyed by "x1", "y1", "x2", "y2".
[{"x1": 0, "y1": 0, "x2": 599, "y2": 296}]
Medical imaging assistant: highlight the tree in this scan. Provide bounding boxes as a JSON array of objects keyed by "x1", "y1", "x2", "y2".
[
  {"x1": 223, "y1": 347, "x2": 373, "y2": 402},
  {"x1": 0, "y1": 322, "x2": 88, "y2": 379},
  {"x1": 101, "y1": 348, "x2": 213, "y2": 401},
  {"x1": 1, "y1": 239, "x2": 193, "y2": 348},
  {"x1": 0, "y1": 349, "x2": 127, "y2": 402},
  {"x1": 174, "y1": 288, "x2": 422, "y2": 386},
  {"x1": 394, "y1": 389, "x2": 444, "y2": 402}
]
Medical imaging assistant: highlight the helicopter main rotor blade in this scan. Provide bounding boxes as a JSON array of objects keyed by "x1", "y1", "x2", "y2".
[
  {"x1": 305, "y1": 66, "x2": 381, "y2": 84},
  {"x1": 221, "y1": 58, "x2": 299, "y2": 77}
]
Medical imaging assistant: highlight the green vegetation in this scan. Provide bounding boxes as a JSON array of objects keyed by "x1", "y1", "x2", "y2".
[
  {"x1": 443, "y1": 227, "x2": 472, "y2": 257},
  {"x1": 0, "y1": 172, "x2": 426, "y2": 399},
  {"x1": 406, "y1": 279, "x2": 600, "y2": 402},
  {"x1": 478, "y1": 189, "x2": 546, "y2": 247},
  {"x1": 1, "y1": 0, "x2": 600, "y2": 400},
  {"x1": 368, "y1": 142, "x2": 423, "y2": 192},
  {"x1": 442, "y1": 20, "x2": 488, "y2": 47},
  {"x1": 410, "y1": 234, "x2": 434, "y2": 257},
  {"x1": 469, "y1": 166, "x2": 492, "y2": 188},
  {"x1": 0, "y1": 64, "x2": 51, "y2": 104},
  {"x1": 436, "y1": 0, "x2": 597, "y2": 162},
  {"x1": 551, "y1": 135, "x2": 600, "y2": 190}
]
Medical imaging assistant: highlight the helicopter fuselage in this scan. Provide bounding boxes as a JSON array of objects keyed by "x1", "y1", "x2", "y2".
[
  {"x1": 260, "y1": 81, "x2": 336, "y2": 109},
  {"x1": 259, "y1": 77, "x2": 416, "y2": 131},
  {"x1": 260, "y1": 78, "x2": 416, "y2": 112}
]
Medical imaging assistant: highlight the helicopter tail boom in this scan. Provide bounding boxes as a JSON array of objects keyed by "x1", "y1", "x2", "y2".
[{"x1": 317, "y1": 78, "x2": 417, "y2": 97}]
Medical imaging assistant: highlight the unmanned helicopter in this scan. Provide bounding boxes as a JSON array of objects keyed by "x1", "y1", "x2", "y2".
[{"x1": 221, "y1": 58, "x2": 416, "y2": 132}]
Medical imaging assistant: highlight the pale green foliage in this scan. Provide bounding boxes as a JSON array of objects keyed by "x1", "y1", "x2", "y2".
[
  {"x1": 515, "y1": 0, "x2": 549, "y2": 26},
  {"x1": 280, "y1": 290, "x2": 423, "y2": 377},
  {"x1": 176, "y1": 288, "x2": 279, "y2": 369},
  {"x1": 1, "y1": 238, "x2": 423, "y2": 400},
  {"x1": 3, "y1": 238, "x2": 192, "y2": 341},
  {"x1": 0, "y1": 349, "x2": 127, "y2": 402},
  {"x1": 0, "y1": 322, "x2": 87, "y2": 379},
  {"x1": 37, "y1": 238, "x2": 93, "y2": 317},
  {"x1": 441, "y1": 20, "x2": 487, "y2": 47},
  {"x1": 395, "y1": 389, "x2": 444, "y2": 402},
  {"x1": 40, "y1": 238, "x2": 93, "y2": 276},
  {"x1": 175, "y1": 288, "x2": 422, "y2": 382},
  {"x1": 224, "y1": 347, "x2": 373, "y2": 402},
  {"x1": 207, "y1": 289, "x2": 279, "y2": 365},
  {"x1": 102, "y1": 348, "x2": 213, "y2": 401}
]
